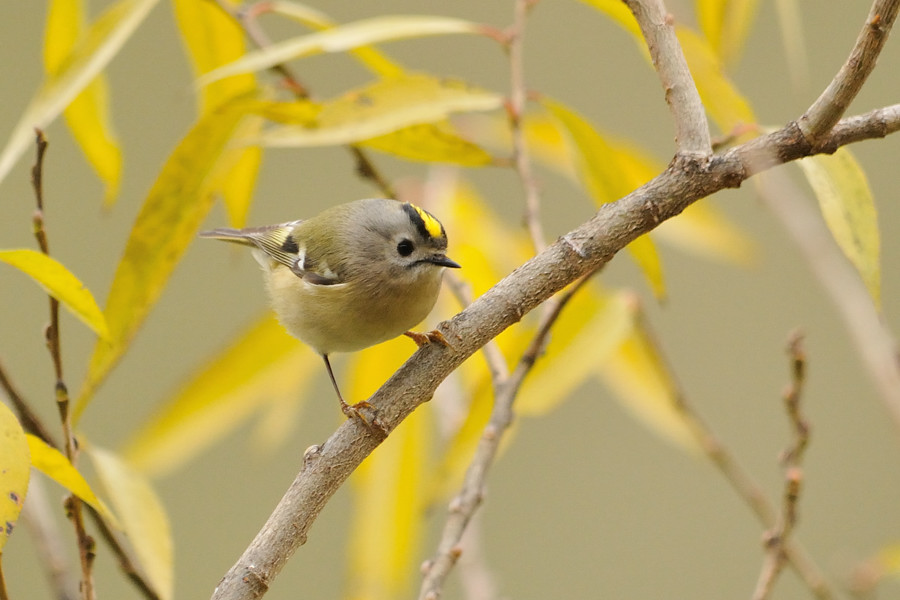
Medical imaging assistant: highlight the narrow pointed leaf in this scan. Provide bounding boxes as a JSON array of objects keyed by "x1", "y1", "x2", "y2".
[
  {"x1": 696, "y1": 0, "x2": 761, "y2": 64},
  {"x1": 348, "y1": 341, "x2": 431, "y2": 599},
  {"x1": 0, "y1": 403, "x2": 30, "y2": 552},
  {"x1": 76, "y1": 100, "x2": 247, "y2": 421},
  {"x1": 541, "y1": 97, "x2": 665, "y2": 297},
  {"x1": 797, "y1": 147, "x2": 881, "y2": 306},
  {"x1": 0, "y1": 0, "x2": 158, "y2": 188},
  {"x1": 269, "y1": 1, "x2": 405, "y2": 78},
  {"x1": 206, "y1": 115, "x2": 264, "y2": 229},
  {"x1": 45, "y1": 0, "x2": 122, "y2": 206},
  {"x1": 597, "y1": 324, "x2": 700, "y2": 453},
  {"x1": 360, "y1": 121, "x2": 494, "y2": 166},
  {"x1": 26, "y1": 434, "x2": 119, "y2": 526},
  {"x1": 0, "y1": 249, "x2": 109, "y2": 339},
  {"x1": 198, "y1": 15, "x2": 487, "y2": 87},
  {"x1": 517, "y1": 288, "x2": 635, "y2": 415},
  {"x1": 123, "y1": 314, "x2": 316, "y2": 477},
  {"x1": 87, "y1": 444, "x2": 173, "y2": 600},
  {"x1": 256, "y1": 73, "x2": 502, "y2": 148},
  {"x1": 577, "y1": 0, "x2": 641, "y2": 37}
]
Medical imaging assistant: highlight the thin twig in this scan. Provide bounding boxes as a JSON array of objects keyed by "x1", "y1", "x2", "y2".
[
  {"x1": 21, "y1": 477, "x2": 78, "y2": 600},
  {"x1": 30, "y1": 130, "x2": 97, "y2": 600},
  {"x1": 636, "y1": 312, "x2": 834, "y2": 600},
  {"x1": 623, "y1": 0, "x2": 712, "y2": 156},
  {"x1": 418, "y1": 274, "x2": 593, "y2": 600},
  {"x1": 0, "y1": 359, "x2": 58, "y2": 447},
  {"x1": 506, "y1": 0, "x2": 545, "y2": 252},
  {"x1": 798, "y1": 0, "x2": 900, "y2": 142},
  {"x1": 756, "y1": 167, "x2": 900, "y2": 431},
  {"x1": 752, "y1": 332, "x2": 812, "y2": 600}
]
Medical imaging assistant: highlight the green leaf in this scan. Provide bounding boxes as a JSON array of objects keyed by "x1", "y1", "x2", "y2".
[
  {"x1": 122, "y1": 314, "x2": 316, "y2": 477},
  {"x1": 87, "y1": 444, "x2": 173, "y2": 600},
  {"x1": 0, "y1": 403, "x2": 30, "y2": 552},
  {"x1": 255, "y1": 73, "x2": 502, "y2": 148},
  {"x1": 0, "y1": 0, "x2": 159, "y2": 188},
  {"x1": 75, "y1": 99, "x2": 248, "y2": 421},
  {"x1": 797, "y1": 147, "x2": 881, "y2": 307},
  {"x1": 44, "y1": 0, "x2": 123, "y2": 206},
  {"x1": 0, "y1": 249, "x2": 109, "y2": 339},
  {"x1": 26, "y1": 434, "x2": 119, "y2": 527},
  {"x1": 197, "y1": 15, "x2": 488, "y2": 87}
]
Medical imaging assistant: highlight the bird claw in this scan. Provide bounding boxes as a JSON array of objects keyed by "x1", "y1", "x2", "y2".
[
  {"x1": 404, "y1": 329, "x2": 452, "y2": 348},
  {"x1": 341, "y1": 400, "x2": 388, "y2": 436}
]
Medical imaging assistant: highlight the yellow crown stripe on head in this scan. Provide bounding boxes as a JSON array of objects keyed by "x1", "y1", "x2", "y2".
[{"x1": 412, "y1": 204, "x2": 444, "y2": 239}]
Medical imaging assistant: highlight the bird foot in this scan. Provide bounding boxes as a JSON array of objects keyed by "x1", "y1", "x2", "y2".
[{"x1": 404, "y1": 329, "x2": 451, "y2": 348}]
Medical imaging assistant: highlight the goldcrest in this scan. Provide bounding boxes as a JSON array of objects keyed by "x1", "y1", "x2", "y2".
[{"x1": 200, "y1": 198, "x2": 460, "y2": 419}]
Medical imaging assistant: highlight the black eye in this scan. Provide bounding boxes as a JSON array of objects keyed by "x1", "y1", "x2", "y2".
[{"x1": 397, "y1": 239, "x2": 414, "y2": 257}]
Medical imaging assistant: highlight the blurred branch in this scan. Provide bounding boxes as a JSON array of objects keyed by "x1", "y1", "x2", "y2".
[
  {"x1": 637, "y1": 313, "x2": 834, "y2": 600},
  {"x1": 21, "y1": 478, "x2": 77, "y2": 600},
  {"x1": 623, "y1": 0, "x2": 711, "y2": 156},
  {"x1": 212, "y1": 0, "x2": 396, "y2": 198},
  {"x1": 506, "y1": 0, "x2": 546, "y2": 252},
  {"x1": 0, "y1": 359, "x2": 57, "y2": 447},
  {"x1": 418, "y1": 273, "x2": 592, "y2": 600},
  {"x1": 798, "y1": 0, "x2": 899, "y2": 142},
  {"x1": 756, "y1": 167, "x2": 900, "y2": 431},
  {"x1": 752, "y1": 332, "x2": 812, "y2": 600}
]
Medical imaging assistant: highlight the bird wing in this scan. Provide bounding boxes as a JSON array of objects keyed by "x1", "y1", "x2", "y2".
[{"x1": 200, "y1": 221, "x2": 303, "y2": 271}]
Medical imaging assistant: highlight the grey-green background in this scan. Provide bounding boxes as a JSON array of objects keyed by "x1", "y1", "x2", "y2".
[{"x1": 2, "y1": 1, "x2": 899, "y2": 598}]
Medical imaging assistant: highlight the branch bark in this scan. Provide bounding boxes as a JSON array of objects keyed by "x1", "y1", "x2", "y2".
[{"x1": 211, "y1": 104, "x2": 900, "y2": 600}]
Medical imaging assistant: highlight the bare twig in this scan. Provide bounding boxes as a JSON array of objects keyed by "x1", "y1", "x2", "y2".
[
  {"x1": 752, "y1": 332, "x2": 812, "y2": 600},
  {"x1": 211, "y1": 102, "x2": 899, "y2": 600},
  {"x1": 798, "y1": 0, "x2": 900, "y2": 142},
  {"x1": 418, "y1": 274, "x2": 593, "y2": 600},
  {"x1": 756, "y1": 167, "x2": 900, "y2": 430},
  {"x1": 637, "y1": 313, "x2": 834, "y2": 600},
  {"x1": 21, "y1": 477, "x2": 78, "y2": 600},
  {"x1": 623, "y1": 0, "x2": 712, "y2": 156},
  {"x1": 506, "y1": 0, "x2": 545, "y2": 252},
  {"x1": 0, "y1": 359, "x2": 57, "y2": 447},
  {"x1": 30, "y1": 130, "x2": 96, "y2": 600}
]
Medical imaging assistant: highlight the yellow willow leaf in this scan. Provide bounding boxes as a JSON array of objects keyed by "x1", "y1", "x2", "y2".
[
  {"x1": 172, "y1": 0, "x2": 255, "y2": 114},
  {"x1": 0, "y1": 0, "x2": 158, "y2": 188},
  {"x1": 257, "y1": 73, "x2": 503, "y2": 148},
  {"x1": 268, "y1": 0, "x2": 404, "y2": 78},
  {"x1": 198, "y1": 15, "x2": 487, "y2": 87},
  {"x1": 45, "y1": 0, "x2": 122, "y2": 207},
  {"x1": 0, "y1": 403, "x2": 30, "y2": 552},
  {"x1": 597, "y1": 325, "x2": 700, "y2": 453},
  {"x1": 677, "y1": 27, "x2": 756, "y2": 134},
  {"x1": 696, "y1": 0, "x2": 761, "y2": 64},
  {"x1": 87, "y1": 444, "x2": 173, "y2": 600},
  {"x1": 0, "y1": 249, "x2": 109, "y2": 339},
  {"x1": 654, "y1": 199, "x2": 756, "y2": 265},
  {"x1": 518, "y1": 288, "x2": 635, "y2": 415},
  {"x1": 348, "y1": 395, "x2": 430, "y2": 600},
  {"x1": 207, "y1": 115, "x2": 264, "y2": 229},
  {"x1": 577, "y1": 0, "x2": 641, "y2": 37},
  {"x1": 239, "y1": 98, "x2": 321, "y2": 125},
  {"x1": 360, "y1": 121, "x2": 494, "y2": 166},
  {"x1": 876, "y1": 544, "x2": 900, "y2": 577},
  {"x1": 122, "y1": 314, "x2": 316, "y2": 477},
  {"x1": 797, "y1": 148, "x2": 881, "y2": 307},
  {"x1": 26, "y1": 434, "x2": 119, "y2": 526},
  {"x1": 775, "y1": 0, "x2": 809, "y2": 93},
  {"x1": 76, "y1": 101, "x2": 248, "y2": 421},
  {"x1": 541, "y1": 97, "x2": 665, "y2": 297}
]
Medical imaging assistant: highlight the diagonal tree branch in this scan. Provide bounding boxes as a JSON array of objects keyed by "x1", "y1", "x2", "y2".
[
  {"x1": 211, "y1": 104, "x2": 900, "y2": 600},
  {"x1": 798, "y1": 0, "x2": 899, "y2": 142},
  {"x1": 623, "y1": 0, "x2": 712, "y2": 156}
]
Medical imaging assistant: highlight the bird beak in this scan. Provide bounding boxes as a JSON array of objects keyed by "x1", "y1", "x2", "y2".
[{"x1": 429, "y1": 254, "x2": 461, "y2": 269}]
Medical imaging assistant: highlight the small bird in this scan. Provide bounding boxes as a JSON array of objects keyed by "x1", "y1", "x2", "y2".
[{"x1": 200, "y1": 198, "x2": 460, "y2": 420}]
